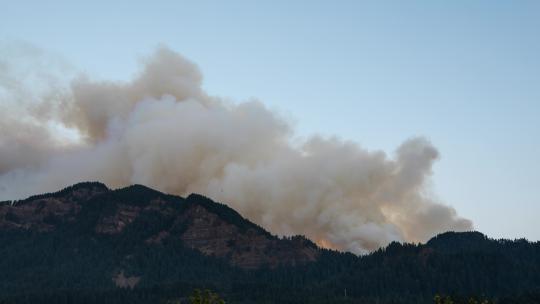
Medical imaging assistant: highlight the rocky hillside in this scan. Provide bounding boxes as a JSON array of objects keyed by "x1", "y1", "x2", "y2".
[
  {"x1": 0, "y1": 182, "x2": 318, "y2": 269},
  {"x1": 1, "y1": 183, "x2": 539, "y2": 304}
]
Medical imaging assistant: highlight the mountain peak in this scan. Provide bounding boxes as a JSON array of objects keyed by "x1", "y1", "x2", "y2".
[
  {"x1": 426, "y1": 231, "x2": 491, "y2": 252},
  {"x1": 427, "y1": 231, "x2": 487, "y2": 244},
  {"x1": 14, "y1": 181, "x2": 109, "y2": 205},
  {"x1": 1, "y1": 182, "x2": 319, "y2": 269}
]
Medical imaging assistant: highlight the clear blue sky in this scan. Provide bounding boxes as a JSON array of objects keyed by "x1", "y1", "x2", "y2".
[{"x1": 1, "y1": 0, "x2": 539, "y2": 241}]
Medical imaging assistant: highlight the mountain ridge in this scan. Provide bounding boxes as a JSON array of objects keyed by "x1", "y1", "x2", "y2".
[
  {"x1": 1, "y1": 182, "x2": 539, "y2": 303},
  {"x1": 0, "y1": 182, "x2": 319, "y2": 269}
]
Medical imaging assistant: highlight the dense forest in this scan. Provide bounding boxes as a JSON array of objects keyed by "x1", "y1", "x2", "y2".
[{"x1": 0, "y1": 183, "x2": 539, "y2": 304}]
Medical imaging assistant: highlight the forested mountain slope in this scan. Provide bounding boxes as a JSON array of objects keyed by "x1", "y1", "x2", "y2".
[{"x1": 0, "y1": 183, "x2": 538, "y2": 303}]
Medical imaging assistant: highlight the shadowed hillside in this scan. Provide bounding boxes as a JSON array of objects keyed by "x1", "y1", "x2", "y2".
[{"x1": 0, "y1": 183, "x2": 539, "y2": 303}]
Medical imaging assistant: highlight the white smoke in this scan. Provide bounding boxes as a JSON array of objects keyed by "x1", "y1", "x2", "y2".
[{"x1": 0, "y1": 44, "x2": 472, "y2": 254}]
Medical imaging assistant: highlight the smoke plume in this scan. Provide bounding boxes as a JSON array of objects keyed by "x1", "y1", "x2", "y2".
[{"x1": 0, "y1": 44, "x2": 472, "y2": 253}]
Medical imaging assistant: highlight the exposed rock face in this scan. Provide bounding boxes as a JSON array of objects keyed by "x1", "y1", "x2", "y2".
[
  {"x1": 95, "y1": 204, "x2": 141, "y2": 234},
  {"x1": 0, "y1": 182, "x2": 320, "y2": 269},
  {"x1": 113, "y1": 271, "x2": 140, "y2": 289},
  {"x1": 179, "y1": 203, "x2": 318, "y2": 268},
  {"x1": 0, "y1": 182, "x2": 108, "y2": 231}
]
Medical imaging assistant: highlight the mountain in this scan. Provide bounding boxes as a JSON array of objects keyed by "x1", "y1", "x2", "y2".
[
  {"x1": 0, "y1": 183, "x2": 539, "y2": 304},
  {"x1": 0, "y1": 182, "x2": 317, "y2": 269}
]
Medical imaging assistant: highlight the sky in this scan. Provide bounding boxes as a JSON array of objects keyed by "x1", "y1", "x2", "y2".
[{"x1": 0, "y1": 0, "x2": 539, "y2": 242}]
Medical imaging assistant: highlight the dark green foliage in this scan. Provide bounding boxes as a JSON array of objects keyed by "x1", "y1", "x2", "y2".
[
  {"x1": 0, "y1": 183, "x2": 539, "y2": 303},
  {"x1": 433, "y1": 294, "x2": 498, "y2": 304},
  {"x1": 188, "y1": 289, "x2": 225, "y2": 304},
  {"x1": 498, "y1": 289, "x2": 540, "y2": 304},
  {"x1": 4, "y1": 211, "x2": 19, "y2": 222}
]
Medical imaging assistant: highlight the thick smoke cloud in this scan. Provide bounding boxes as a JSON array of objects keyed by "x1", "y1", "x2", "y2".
[{"x1": 0, "y1": 45, "x2": 472, "y2": 253}]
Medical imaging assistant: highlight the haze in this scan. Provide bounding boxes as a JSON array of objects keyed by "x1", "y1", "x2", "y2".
[{"x1": 0, "y1": 0, "x2": 539, "y2": 246}]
